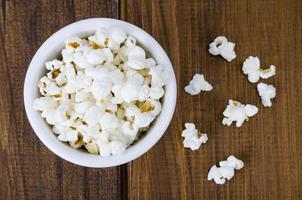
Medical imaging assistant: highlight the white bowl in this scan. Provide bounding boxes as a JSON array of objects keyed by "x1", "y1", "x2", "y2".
[{"x1": 24, "y1": 18, "x2": 177, "y2": 168}]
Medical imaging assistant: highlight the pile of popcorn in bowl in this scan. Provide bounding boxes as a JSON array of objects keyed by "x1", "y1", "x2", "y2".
[{"x1": 33, "y1": 27, "x2": 168, "y2": 157}]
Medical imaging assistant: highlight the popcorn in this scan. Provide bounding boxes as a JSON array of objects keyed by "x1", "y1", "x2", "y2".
[
  {"x1": 149, "y1": 65, "x2": 169, "y2": 87},
  {"x1": 97, "y1": 140, "x2": 111, "y2": 157},
  {"x1": 84, "y1": 106, "x2": 105, "y2": 126},
  {"x1": 34, "y1": 27, "x2": 167, "y2": 156},
  {"x1": 242, "y1": 56, "x2": 276, "y2": 83},
  {"x1": 111, "y1": 84, "x2": 124, "y2": 104},
  {"x1": 134, "y1": 113, "x2": 154, "y2": 128},
  {"x1": 118, "y1": 46, "x2": 131, "y2": 62},
  {"x1": 75, "y1": 90, "x2": 92, "y2": 102},
  {"x1": 121, "y1": 82, "x2": 141, "y2": 103},
  {"x1": 54, "y1": 102, "x2": 71, "y2": 123},
  {"x1": 69, "y1": 135, "x2": 84, "y2": 148},
  {"x1": 110, "y1": 140, "x2": 126, "y2": 155},
  {"x1": 33, "y1": 96, "x2": 58, "y2": 111},
  {"x1": 184, "y1": 73, "x2": 213, "y2": 95},
  {"x1": 92, "y1": 27, "x2": 126, "y2": 51},
  {"x1": 91, "y1": 78, "x2": 112, "y2": 99},
  {"x1": 84, "y1": 48, "x2": 113, "y2": 65},
  {"x1": 58, "y1": 129, "x2": 78, "y2": 142},
  {"x1": 99, "y1": 112, "x2": 120, "y2": 130},
  {"x1": 45, "y1": 59, "x2": 64, "y2": 70},
  {"x1": 219, "y1": 155, "x2": 244, "y2": 170},
  {"x1": 222, "y1": 100, "x2": 258, "y2": 127},
  {"x1": 84, "y1": 141, "x2": 99, "y2": 154},
  {"x1": 208, "y1": 36, "x2": 236, "y2": 62},
  {"x1": 138, "y1": 85, "x2": 151, "y2": 101},
  {"x1": 73, "y1": 51, "x2": 91, "y2": 69},
  {"x1": 110, "y1": 69, "x2": 125, "y2": 85},
  {"x1": 125, "y1": 46, "x2": 156, "y2": 70},
  {"x1": 181, "y1": 123, "x2": 208, "y2": 151},
  {"x1": 74, "y1": 100, "x2": 94, "y2": 114},
  {"x1": 149, "y1": 86, "x2": 164, "y2": 100},
  {"x1": 33, "y1": 97, "x2": 58, "y2": 125},
  {"x1": 257, "y1": 83, "x2": 276, "y2": 107},
  {"x1": 208, "y1": 155, "x2": 244, "y2": 185},
  {"x1": 138, "y1": 99, "x2": 162, "y2": 116},
  {"x1": 38, "y1": 76, "x2": 61, "y2": 96},
  {"x1": 64, "y1": 37, "x2": 83, "y2": 51},
  {"x1": 121, "y1": 121, "x2": 138, "y2": 137},
  {"x1": 116, "y1": 107, "x2": 125, "y2": 120},
  {"x1": 125, "y1": 36, "x2": 136, "y2": 48},
  {"x1": 124, "y1": 104, "x2": 155, "y2": 128},
  {"x1": 77, "y1": 124, "x2": 102, "y2": 143}
]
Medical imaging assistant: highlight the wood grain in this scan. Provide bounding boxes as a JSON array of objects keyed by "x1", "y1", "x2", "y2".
[
  {"x1": 121, "y1": 0, "x2": 302, "y2": 199},
  {"x1": 1, "y1": 0, "x2": 302, "y2": 199},
  {"x1": 0, "y1": 1, "x2": 121, "y2": 199}
]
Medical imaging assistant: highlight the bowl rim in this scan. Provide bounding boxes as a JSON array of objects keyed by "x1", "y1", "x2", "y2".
[{"x1": 24, "y1": 18, "x2": 177, "y2": 168}]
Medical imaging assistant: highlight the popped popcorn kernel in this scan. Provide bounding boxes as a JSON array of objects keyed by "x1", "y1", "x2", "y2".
[
  {"x1": 222, "y1": 100, "x2": 258, "y2": 127},
  {"x1": 181, "y1": 123, "x2": 208, "y2": 151},
  {"x1": 185, "y1": 73, "x2": 213, "y2": 95},
  {"x1": 208, "y1": 155, "x2": 244, "y2": 185},
  {"x1": 208, "y1": 36, "x2": 236, "y2": 62},
  {"x1": 242, "y1": 56, "x2": 276, "y2": 83},
  {"x1": 257, "y1": 83, "x2": 276, "y2": 107}
]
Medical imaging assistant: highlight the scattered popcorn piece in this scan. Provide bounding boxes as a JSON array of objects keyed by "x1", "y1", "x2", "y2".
[
  {"x1": 257, "y1": 83, "x2": 276, "y2": 107},
  {"x1": 208, "y1": 36, "x2": 236, "y2": 62},
  {"x1": 219, "y1": 155, "x2": 244, "y2": 170},
  {"x1": 184, "y1": 73, "x2": 213, "y2": 95},
  {"x1": 33, "y1": 27, "x2": 168, "y2": 156},
  {"x1": 181, "y1": 123, "x2": 208, "y2": 151},
  {"x1": 208, "y1": 155, "x2": 244, "y2": 185},
  {"x1": 222, "y1": 100, "x2": 258, "y2": 127},
  {"x1": 242, "y1": 56, "x2": 276, "y2": 83}
]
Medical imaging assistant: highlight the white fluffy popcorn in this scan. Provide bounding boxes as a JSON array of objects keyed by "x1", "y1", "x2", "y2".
[
  {"x1": 125, "y1": 46, "x2": 156, "y2": 70},
  {"x1": 181, "y1": 123, "x2": 208, "y2": 151},
  {"x1": 222, "y1": 100, "x2": 258, "y2": 127},
  {"x1": 257, "y1": 83, "x2": 276, "y2": 107},
  {"x1": 33, "y1": 27, "x2": 168, "y2": 156},
  {"x1": 242, "y1": 56, "x2": 276, "y2": 83},
  {"x1": 184, "y1": 73, "x2": 213, "y2": 95},
  {"x1": 208, "y1": 155, "x2": 244, "y2": 185},
  {"x1": 209, "y1": 36, "x2": 236, "y2": 62}
]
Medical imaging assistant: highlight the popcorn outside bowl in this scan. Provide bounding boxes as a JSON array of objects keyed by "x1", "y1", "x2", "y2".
[{"x1": 23, "y1": 18, "x2": 177, "y2": 168}]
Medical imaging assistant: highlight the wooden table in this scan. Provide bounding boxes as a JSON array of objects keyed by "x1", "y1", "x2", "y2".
[{"x1": 1, "y1": 0, "x2": 301, "y2": 199}]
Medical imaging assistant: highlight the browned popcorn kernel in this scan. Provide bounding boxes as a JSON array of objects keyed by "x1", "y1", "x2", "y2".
[
  {"x1": 53, "y1": 93, "x2": 62, "y2": 98},
  {"x1": 137, "y1": 100, "x2": 155, "y2": 113},
  {"x1": 51, "y1": 69, "x2": 60, "y2": 79},
  {"x1": 90, "y1": 41, "x2": 101, "y2": 49},
  {"x1": 104, "y1": 38, "x2": 109, "y2": 46},
  {"x1": 68, "y1": 42, "x2": 80, "y2": 48}
]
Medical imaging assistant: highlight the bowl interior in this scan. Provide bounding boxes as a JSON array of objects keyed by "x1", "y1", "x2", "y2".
[{"x1": 24, "y1": 18, "x2": 176, "y2": 167}]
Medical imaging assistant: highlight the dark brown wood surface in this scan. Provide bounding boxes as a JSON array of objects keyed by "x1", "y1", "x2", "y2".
[{"x1": 1, "y1": 0, "x2": 302, "y2": 199}]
